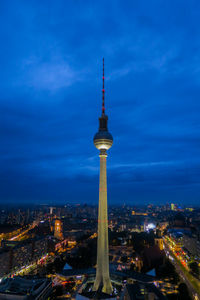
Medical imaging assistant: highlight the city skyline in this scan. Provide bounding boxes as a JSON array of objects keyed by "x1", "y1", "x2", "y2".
[{"x1": 1, "y1": 1, "x2": 200, "y2": 205}]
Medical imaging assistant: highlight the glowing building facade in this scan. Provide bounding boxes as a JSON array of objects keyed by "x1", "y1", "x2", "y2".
[
  {"x1": 93, "y1": 59, "x2": 113, "y2": 294},
  {"x1": 54, "y1": 219, "x2": 63, "y2": 240}
]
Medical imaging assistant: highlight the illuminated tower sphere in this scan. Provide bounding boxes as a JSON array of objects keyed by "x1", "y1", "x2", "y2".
[
  {"x1": 54, "y1": 219, "x2": 63, "y2": 240},
  {"x1": 93, "y1": 58, "x2": 113, "y2": 295}
]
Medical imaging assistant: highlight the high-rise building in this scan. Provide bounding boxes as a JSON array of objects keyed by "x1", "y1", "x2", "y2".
[{"x1": 93, "y1": 59, "x2": 113, "y2": 294}]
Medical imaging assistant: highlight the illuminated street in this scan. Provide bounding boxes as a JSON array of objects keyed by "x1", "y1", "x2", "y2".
[
  {"x1": 164, "y1": 237, "x2": 200, "y2": 300},
  {"x1": 9, "y1": 222, "x2": 37, "y2": 241}
]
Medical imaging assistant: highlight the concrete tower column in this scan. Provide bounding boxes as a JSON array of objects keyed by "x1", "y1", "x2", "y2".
[{"x1": 93, "y1": 149, "x2": 112, "y2": 294}]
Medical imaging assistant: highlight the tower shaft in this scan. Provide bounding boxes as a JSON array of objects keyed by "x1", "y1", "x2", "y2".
[{"x1": 93, "y1": 150, "x2": 113, "y2": 294}]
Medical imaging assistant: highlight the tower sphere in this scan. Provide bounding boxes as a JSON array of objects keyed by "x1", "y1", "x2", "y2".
[
  {"x1": 93, "y1": 113, "x2": 113, "y2": 150},
  {"x1": 93, "y1": 129, "x2": 113, "y2": 150}
]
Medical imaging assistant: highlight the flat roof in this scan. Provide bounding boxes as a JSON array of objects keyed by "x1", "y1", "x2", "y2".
[
  {"x1": 61, "y1": 267, "x2": 156, "y2": 283},
  {"x1": 0, "y1": 277, "x2": 50, "y2": 296}
]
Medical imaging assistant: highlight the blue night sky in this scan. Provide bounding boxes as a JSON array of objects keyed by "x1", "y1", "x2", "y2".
[{"x1": 0, "y1": 0, "x2": 200, "y2": 205}]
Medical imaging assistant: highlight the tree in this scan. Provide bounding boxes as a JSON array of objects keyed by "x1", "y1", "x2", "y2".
[
  {"x1": 189, "y1": 262, "x2": 199, "y2": 277},
  {"x1": 121, "y1": 256, "x2": 127, "y2": 263},
  {"x1": 178, "y1": 283, "x2": 192, "y2": 300},
  {"x1": 156, "y1": 259, "x2": 179, "y2": 284},
  {"x1": 54, "y1": 285, "x2": 63, "y2": 296}
]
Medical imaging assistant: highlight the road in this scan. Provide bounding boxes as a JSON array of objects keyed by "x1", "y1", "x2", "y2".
[
  {"x1": 164, "y1": 240, "x2": 200, "y2": 300},
  {"x1": 9, "y1": 220, "x2": 39, "y2": 241}
]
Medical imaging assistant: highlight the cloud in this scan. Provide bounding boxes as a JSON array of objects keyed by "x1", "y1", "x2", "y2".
[
  {"x1": 0, "y1": 0, "x2": 200, "y2": 204},
  {"x1": 18, "y1": 57, "x2": 83, "y2": 91}
]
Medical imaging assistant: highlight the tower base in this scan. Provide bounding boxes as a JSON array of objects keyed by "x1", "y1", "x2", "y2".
[{"x1": 93, "y1": 277, "x2": 113, "y2": 295}]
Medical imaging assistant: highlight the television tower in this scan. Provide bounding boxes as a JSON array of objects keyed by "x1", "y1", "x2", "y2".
[{"x1": 93, "y1": 58, "x2": 113, "y2": 294}]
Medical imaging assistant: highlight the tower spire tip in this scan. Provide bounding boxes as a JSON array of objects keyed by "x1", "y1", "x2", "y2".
[{"x1": 102, "y1": 58, "x2": 105, "y2": 115}]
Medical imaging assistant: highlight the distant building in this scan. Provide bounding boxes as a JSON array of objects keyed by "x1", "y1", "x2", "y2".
[{"x1": 54, "y1": 219, "x2": 63, "y2": 240}]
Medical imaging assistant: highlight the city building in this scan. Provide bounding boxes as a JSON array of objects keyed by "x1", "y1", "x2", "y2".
[
  {"x1": 0, "y1": 276, "x2": 52, "y2": 299},
  {"x1": 0, "y1": 236, "x2": 52, "y2": 278},
  {"x1": 54, "y1": 219, "x2": 63, "y2": 240},
  {"x1": 182, "y1": 234, "x2": 200, "y2": 258},
  {"x1": 123, "y1": 283, "x2": 166, "y2": 300},
  {"x1": 155, "y1": 229, "x2": 164, "y2": 251}
]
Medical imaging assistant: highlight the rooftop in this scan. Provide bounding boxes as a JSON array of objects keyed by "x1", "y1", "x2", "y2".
[{"x1": 0, "y1": 276, "x2": 52, "y2": 299}]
